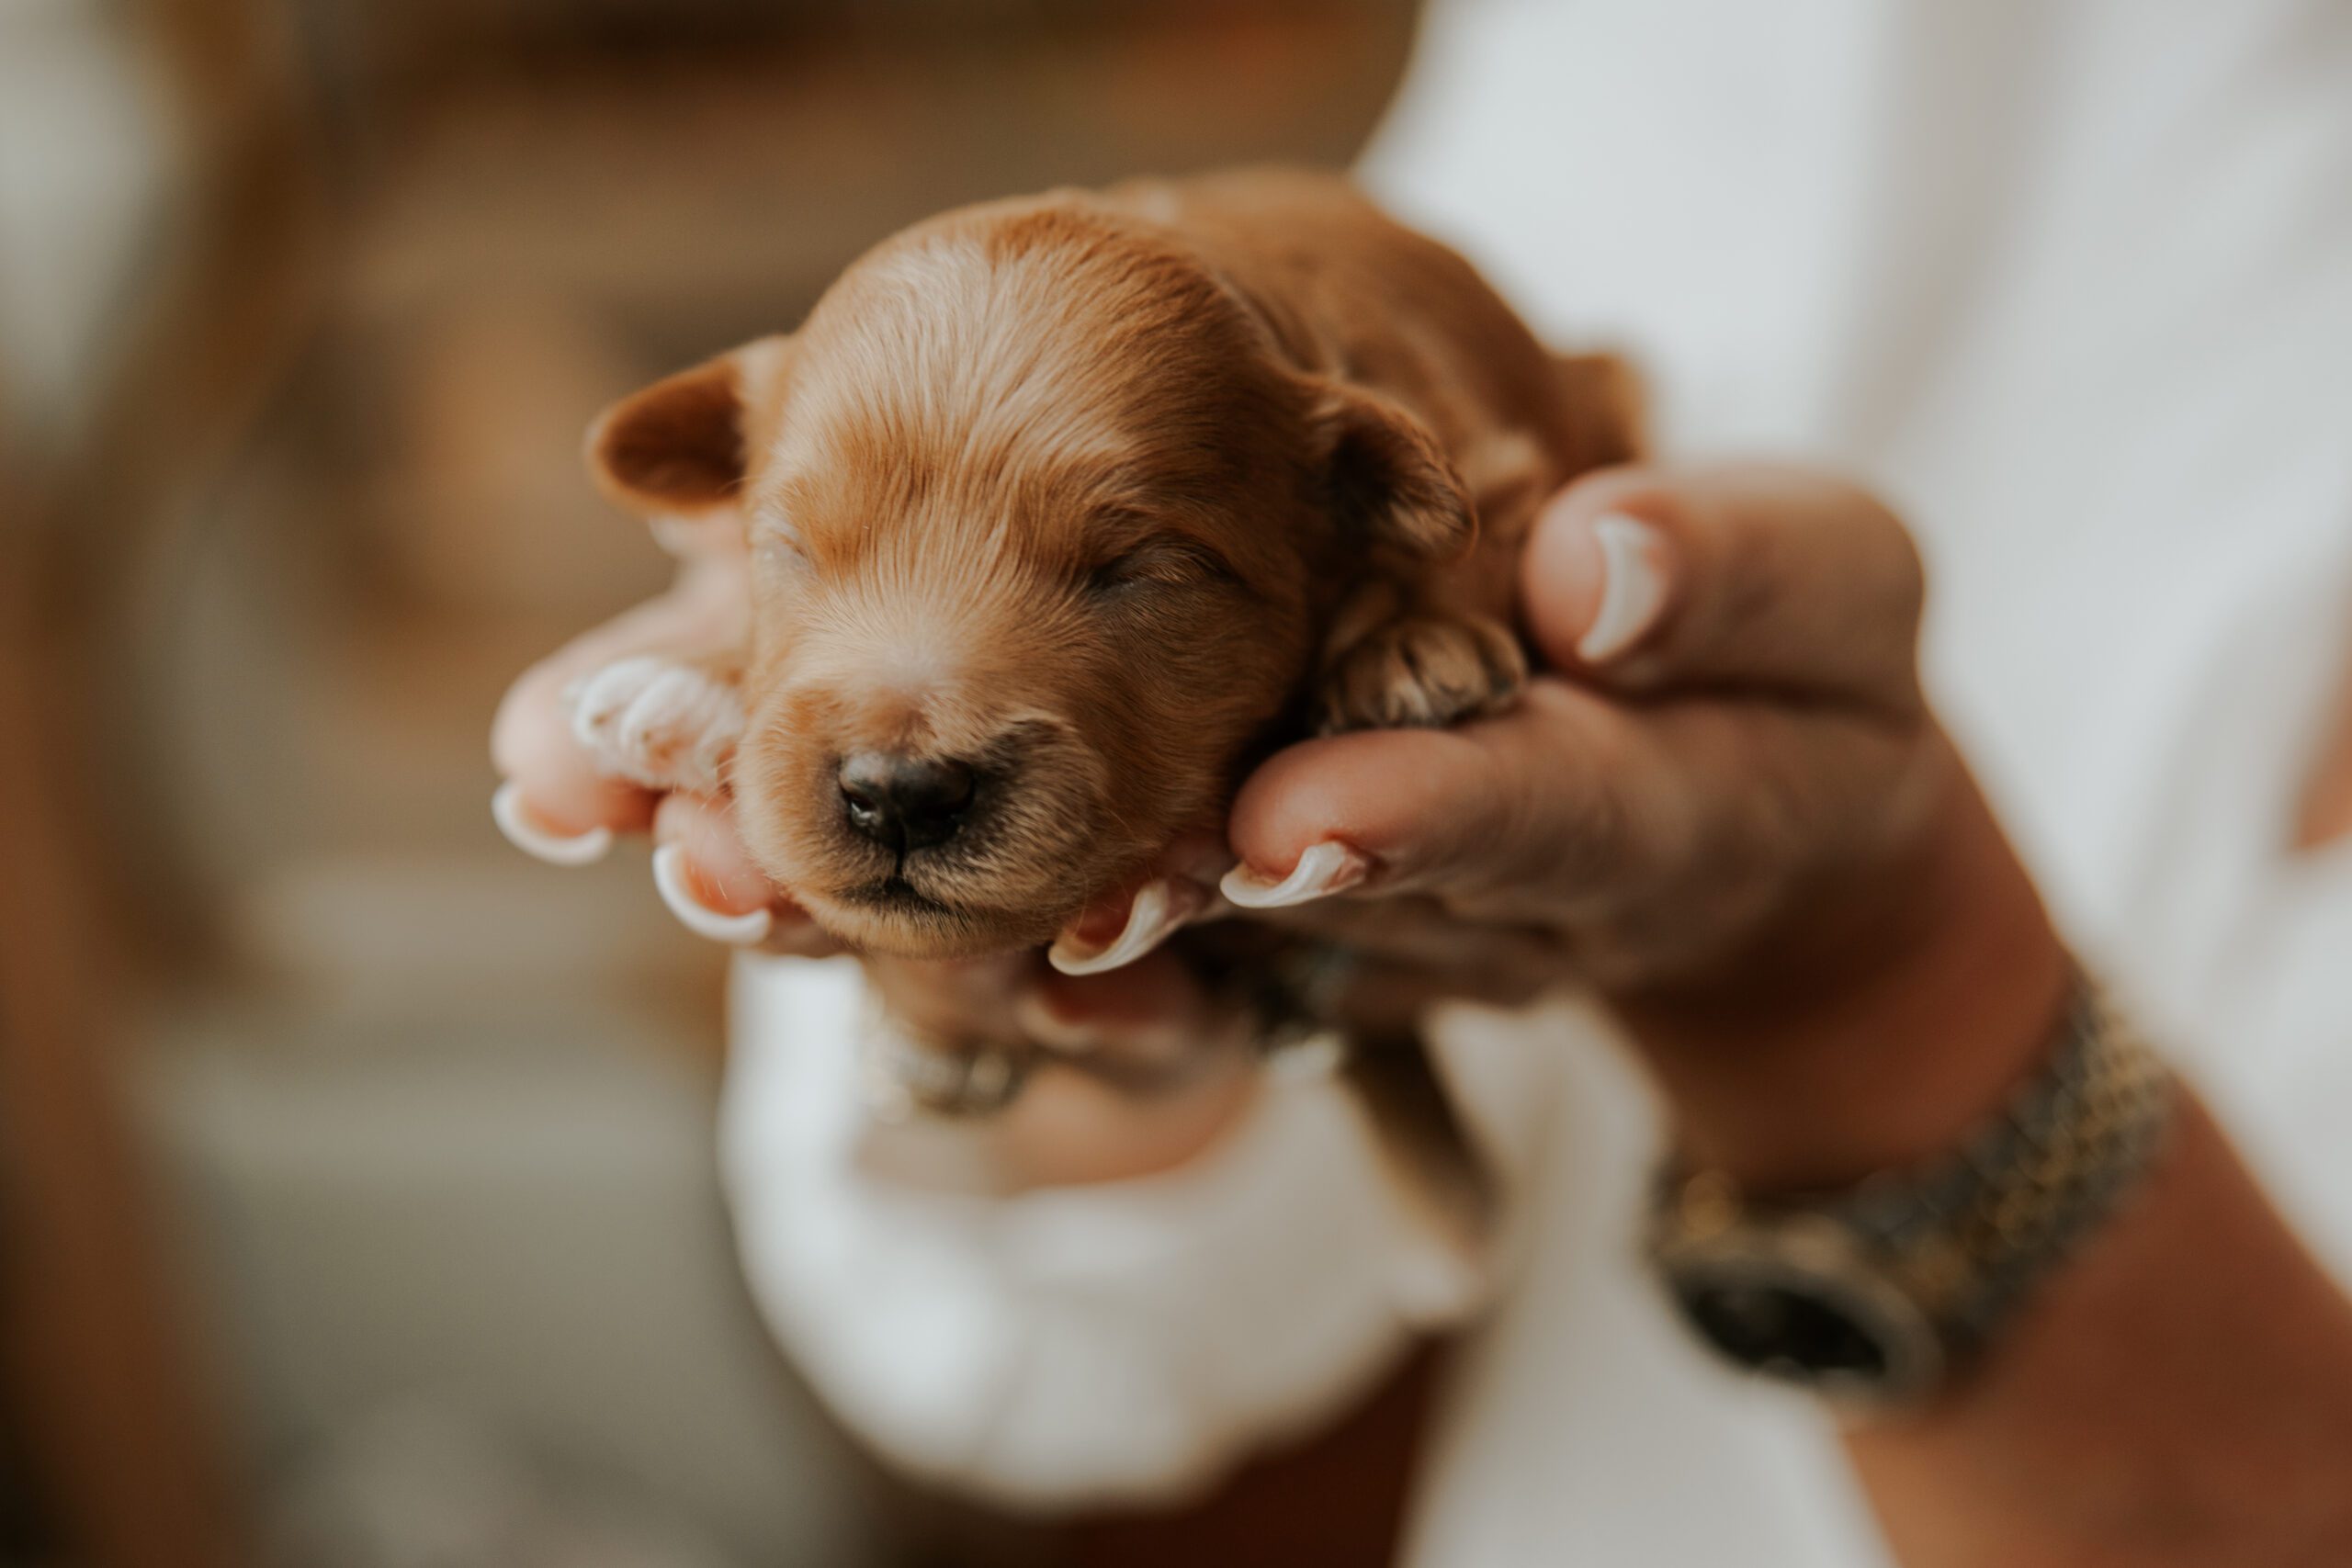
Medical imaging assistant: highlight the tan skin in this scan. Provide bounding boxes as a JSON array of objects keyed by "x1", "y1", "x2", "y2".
[{"x1": 494, "y1": 464, "x2": 2352, "y2": 1564}]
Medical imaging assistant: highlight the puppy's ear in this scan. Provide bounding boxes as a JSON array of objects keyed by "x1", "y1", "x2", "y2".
[
  {"x1": 1553, "y1": 350, "x2": 1647, "y2": 471},
  {"x1": 586, "y1": 337, "x2": 789, "y2": 517},
  {"x1": 1315, "y1": 382, "x2": 1476, "y2": 561}
]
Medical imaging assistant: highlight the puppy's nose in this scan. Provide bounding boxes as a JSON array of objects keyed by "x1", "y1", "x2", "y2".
[{"x1": 838, "y1": 751, "x2": 978, "y2": 851}]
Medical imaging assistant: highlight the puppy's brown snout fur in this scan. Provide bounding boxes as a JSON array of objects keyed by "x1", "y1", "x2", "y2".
[{"x1": 838, "y1": 751, "x2": 980, "y2": 852}]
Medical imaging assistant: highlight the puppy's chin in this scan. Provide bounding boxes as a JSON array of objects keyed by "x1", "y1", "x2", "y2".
[{"x1": 797, "y1": 879, "x2": 1078, "y2": 960}]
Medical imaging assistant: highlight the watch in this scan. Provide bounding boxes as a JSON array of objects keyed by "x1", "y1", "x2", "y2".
[{"x1": 1645, "y1": 976, "x2": 2176, "y2": 1410}]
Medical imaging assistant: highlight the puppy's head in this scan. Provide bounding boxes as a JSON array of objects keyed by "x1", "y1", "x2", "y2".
[{"x1": 589, "y1": 199, "x2": 1474, "y2": 957}]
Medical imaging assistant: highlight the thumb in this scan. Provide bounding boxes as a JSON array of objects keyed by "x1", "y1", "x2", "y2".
[
  {"x1": 1226, "y1": 679, "x2": 1662, "y2": 915},
  {"x1": 1523, "y1": 463, "x2": 1927, "y2": 714}
]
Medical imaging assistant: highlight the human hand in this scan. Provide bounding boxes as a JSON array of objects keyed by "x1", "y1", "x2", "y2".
[
  {"x1": 1222, "y1": 464, "x2": 2070, "y2": 1187},
  {"x1": 828, "y1": 462, "x2": 2052, "y2": 1193},
  {"x1": 489, "y1": 548, "x2": 842, "y2": 955},
  {"x1": 492, "y1": 466, "x2": 2066, "y2": 1192}
]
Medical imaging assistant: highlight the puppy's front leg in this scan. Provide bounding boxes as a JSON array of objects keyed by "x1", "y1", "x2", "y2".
[
  {"x1": 1313, "y1": 581, "x2": 1528, "y2": 736},
  {"x1": 568, "y1": 649, "x2": 748, "y2": 795}
]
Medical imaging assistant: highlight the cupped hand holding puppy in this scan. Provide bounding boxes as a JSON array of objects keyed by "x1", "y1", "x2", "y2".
[
  {"x1": 492, "y1": 463, "x2": 2066, "y2": 1192},
  {"x1": 490, "y1": 547, "x2": 834, "y2": 957},
  {"x1": 1229, "y1": 462, "x2": 2066, "y2": 1190}
]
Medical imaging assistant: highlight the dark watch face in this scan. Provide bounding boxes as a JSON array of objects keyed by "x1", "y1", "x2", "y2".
[
  {"x1": 1672, "y1": 1280, "x2": 1892, "y2": 1381},
  {"x1": 1655, "y1": 1224, "x2": 1944, "y2": 1405}
]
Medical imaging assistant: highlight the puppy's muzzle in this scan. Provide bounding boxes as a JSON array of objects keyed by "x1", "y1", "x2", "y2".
[{"x1": 838, "y1": 750, "x2": 981, "y2": 853}]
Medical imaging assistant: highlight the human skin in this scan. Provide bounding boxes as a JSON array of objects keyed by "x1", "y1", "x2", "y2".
[{"x1": 493, "y1": 464, "x2": 2352, "y2": 1563}]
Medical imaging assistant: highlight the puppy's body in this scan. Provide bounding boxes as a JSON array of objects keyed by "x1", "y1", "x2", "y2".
[{"x1": 578, "y1": 169, "x2": 1638, "y2": 961}]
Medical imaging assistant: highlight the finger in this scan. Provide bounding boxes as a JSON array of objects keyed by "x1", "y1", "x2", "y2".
[
  {"x1": 492, "y1": 654, "x2": 659, "y2": 853},
  {"x1": 489, "y1": 567, "x2": 752, "y2": 850},
  {"x1": 1046, "y1": 831, "x2": 1233, "y2": 976},
  {"x1": 650, "y1": 793, "x2": 839, "y2": 955},
  {"x1": 1522, "y1": 463, "x2": 1926, "y2": 711},
  {"x1": 1227, "y1": 680, "x2": 1646, "y2": 912},
  {"x1": 1232, "y1": 674, "x2": 1920, "y2": 938}
]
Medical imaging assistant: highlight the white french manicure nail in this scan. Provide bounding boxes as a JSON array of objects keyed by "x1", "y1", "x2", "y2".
[
  {"x1": 492, "y1": 782, "x2": 613, "y2": 866},
  {"x1": 1048, "y1": 878, "x2": 1194, "y2": 976},
  {"x1": 1219, "y1": 840, "x2": 1371, "y2": 909},
  {"x1": 651, "y1": 843, "x2": 773, "y2": 945},
  {"x1": 1577, "y1": 513, "x2": 1668, "y2": 663}
]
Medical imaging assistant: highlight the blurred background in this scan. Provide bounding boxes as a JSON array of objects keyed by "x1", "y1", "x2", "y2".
[{"x1": 0, "y1": 2, "x2": 1421, "y2": 1562}]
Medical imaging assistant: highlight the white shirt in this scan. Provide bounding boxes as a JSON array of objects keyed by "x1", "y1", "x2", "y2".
[{"x1": 723, "y1": 4, "x2": 2352, "y2": 1561}]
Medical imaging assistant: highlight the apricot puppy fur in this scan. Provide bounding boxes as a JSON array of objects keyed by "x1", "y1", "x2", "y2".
[{"x1": 571, "y1": 168, "x2": 1639, "y2": 960}]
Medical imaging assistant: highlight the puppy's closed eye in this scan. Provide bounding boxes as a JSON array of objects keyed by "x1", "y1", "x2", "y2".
[
  {"x1": 752, "y1": 515, "x2": 812, "y2": 579},
  {"x1": 1082, "y1": 536, "x2": 1240, "y2": 598}
]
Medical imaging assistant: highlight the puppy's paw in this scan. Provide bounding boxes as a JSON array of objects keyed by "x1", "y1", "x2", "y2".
[
  {"x1": 1315, "y1": 612, "x2": 1526, "y2": 735},
  {"x1": 567, "y1": 653, "x2": 746, "y2": 795}
]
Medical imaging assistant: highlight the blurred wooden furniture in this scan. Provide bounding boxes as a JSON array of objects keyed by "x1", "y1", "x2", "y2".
[
  {"x1": 0, "y1": 572, "x2": 245, "y2": 1568},
  {"x1": 0, "y1": 0, "x2": 321, "y2": 1557}
]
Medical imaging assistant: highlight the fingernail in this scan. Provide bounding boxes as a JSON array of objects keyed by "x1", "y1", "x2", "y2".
[
  {"x1": 1048, "y1": 877, "x2": 1204, "y2": 976},
  {"x1": 1577, "y1": 513, "x2": 1668, "y2": 663},
  {"x1": 651, "y1": 843, "x2": 773, "y2": 945},
  {"x1": 566, "y1": 656, "x2": 655, "y2": 750},
  {"x1": 492, "y1": 782, "x2": 613, "y2": 866},
  {"x1": 1218, "y1": 840, "x2": 1371, "y2": 910}
]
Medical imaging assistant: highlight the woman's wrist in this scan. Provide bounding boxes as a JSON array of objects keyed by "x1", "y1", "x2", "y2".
[{"x1": 1620, "y1": 772, "x2": 2070, "y2": 1191}]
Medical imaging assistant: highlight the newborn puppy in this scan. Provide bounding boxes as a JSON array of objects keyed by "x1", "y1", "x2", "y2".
[{"x1": 571, "y1": 169, "x2": 1638, "y2": 965}]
